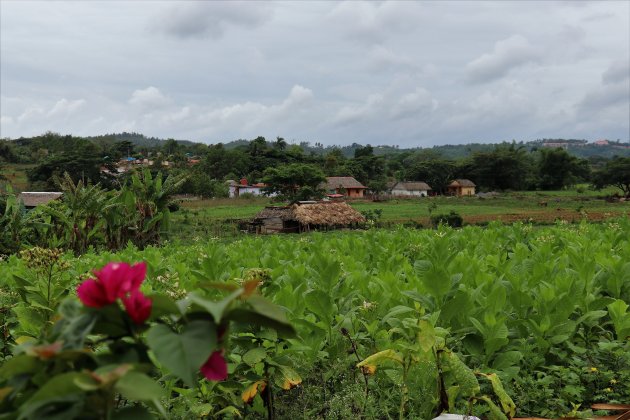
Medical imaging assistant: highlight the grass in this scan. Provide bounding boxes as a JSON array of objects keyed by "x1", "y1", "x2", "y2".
[
  {"x1": 168, "y1": 186, "x2": 630, "y2": 241},
  {"x1": 0, "y1": 163, "x2": 35, "y2": 192}
]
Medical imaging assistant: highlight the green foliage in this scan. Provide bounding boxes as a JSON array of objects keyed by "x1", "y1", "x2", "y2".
[
  {"x1": 537, "y1": 147, "x2": 590, "y2": 190},
  {"x1": 262, "y1": 163, "x2": 326, "y2": 201},
  {"x1": 0, "y1": 261, "x2": 294, "y2": 419},
  {"x1": 1, "y1": 220, "x2": 629, "y2": 417},
  {"x1": 592, "y1": 156, "x2": 630, "y2": 197},
  {"x1": 431, "y1": 211, "x2": 463, "y2": 228}
]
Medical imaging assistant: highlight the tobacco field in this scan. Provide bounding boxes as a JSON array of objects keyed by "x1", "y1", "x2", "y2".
[{"x1": 1, "y1": 219, "x2": 629, "y2": 418}]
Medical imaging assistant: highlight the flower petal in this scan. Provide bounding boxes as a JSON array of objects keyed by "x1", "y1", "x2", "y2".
[
  {"x1": 122, "y1": 290, "x2": 152, "y2": 324},
  {"x1": 128, "y1": 262, "x2": 147, "y2": 291},
  {"x1": 77, "y1": 278, "x2": 112, "y2": 307},
  {"x1": 94, "y1": 262, "x2": 130, "y2": 301},
  {"x1": 201, "y1": 351, "x2": 228, "y2": 381}
]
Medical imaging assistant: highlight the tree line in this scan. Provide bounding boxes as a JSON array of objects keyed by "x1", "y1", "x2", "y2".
[{"x1": 1, "y1": 132, "x2": 629, "y2": 199}]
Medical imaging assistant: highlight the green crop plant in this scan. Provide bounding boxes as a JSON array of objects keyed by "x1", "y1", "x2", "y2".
[{"x1": 1, "y1": 218, "x2": 629, "y2": 417}]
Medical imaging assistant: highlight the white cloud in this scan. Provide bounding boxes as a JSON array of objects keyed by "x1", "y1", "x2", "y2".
[
  {"x1": 465, "y1": 35, "x2": 542, "y2": 83},
  {"x1": 17, "y1": 107, "x2": 45, "y2": 123},
  {"x1": 129, "y1": 86, "x2": 169, "y2": 108},
  {"x1": 47, "y1": 98, "x2": 86, "y2": 117}
]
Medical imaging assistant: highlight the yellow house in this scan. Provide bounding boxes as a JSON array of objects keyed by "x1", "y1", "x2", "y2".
[{"x1": 447, "y1": 179, "x2": 476, "y2": 196}]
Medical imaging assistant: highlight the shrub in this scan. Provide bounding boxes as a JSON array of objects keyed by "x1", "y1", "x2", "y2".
[{"x1": 430, "y1": 211, "x2": 463, "y2": 228}]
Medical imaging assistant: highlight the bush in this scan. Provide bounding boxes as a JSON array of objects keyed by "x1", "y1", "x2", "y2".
[{"x1": 430, "y1": 211, "x2": 463, "y2": 228}]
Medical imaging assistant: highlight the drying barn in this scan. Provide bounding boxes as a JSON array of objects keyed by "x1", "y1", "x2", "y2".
[{"x1": 252, "y1": 201, "x2": 365, "y2": 234}]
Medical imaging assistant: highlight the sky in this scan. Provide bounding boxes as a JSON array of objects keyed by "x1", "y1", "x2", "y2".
[{"x1": 1, "y1": 1, "x2": 629, "y2": 148}]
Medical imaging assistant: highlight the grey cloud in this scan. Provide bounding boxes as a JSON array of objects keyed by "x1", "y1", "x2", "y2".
[
  {"x1": 152, "y1": 2, "x2": 273, "y2": 39},
  {"x1": 1, "y1": 1, "x2": 628, "y2": 145},
  {"x1": 328, "y1": 1, "x2": 425, "y2": 44},
  {"x1": 465, "y1": 35, "x2": 542, "y2": 84},
  {"x1": 602, "y1": 61, "x2": 630, "y2": 85},
  {"x1": 578, "y1": 84, "x2": 629, "y2": 111}
]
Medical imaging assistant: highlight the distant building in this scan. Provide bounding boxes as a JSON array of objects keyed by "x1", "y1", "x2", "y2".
[
  {"x1": 447, "y1": 179, "x2": 476, "y2": 196},
  {"x1": 594, "y1": 139, "x2": 609, "y2": 146},
  {"x1": 542, "y1": 142, "x2": 569, "y2": 149},
  {"x1": 252, "y1": 201, "x2": 365, "y2": 234},
  {"x1": 228, "y1": 179, "x2": 274, "y2": 198},
  {"x1": 390, "y1": 181, "x2": 431, "y2": 197},
  {"x1": 323, "y1": 177, "x2": 367, "y2": 198},
  {"x1": 18, "y1": 192, "x2": 62, "y2": 208}
]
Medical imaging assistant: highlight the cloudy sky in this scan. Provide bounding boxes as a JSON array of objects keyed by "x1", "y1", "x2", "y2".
[{"x1": 1, "y1": 1, "x2": 628, "y2": 147}]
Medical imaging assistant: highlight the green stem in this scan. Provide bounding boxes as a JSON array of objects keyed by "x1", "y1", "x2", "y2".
[{"x1": 399, "y1": 360, "x2": 409, "y2": 420}]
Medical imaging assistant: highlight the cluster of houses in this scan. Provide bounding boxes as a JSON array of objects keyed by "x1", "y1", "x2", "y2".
[{"x1": 229, "y1": 176, "x2": 476, "y2": 199}]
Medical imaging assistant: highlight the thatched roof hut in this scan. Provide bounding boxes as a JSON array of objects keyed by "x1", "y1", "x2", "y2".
[
  {"x1": 18, "y1": 192, "x2": 63, "y2": 208},
  {"x1": 293, "y1": 202, "x2": 365, "y2": 226},
  {"x1": 253, "y1": 201, "x2": 365, "y2": 233}
]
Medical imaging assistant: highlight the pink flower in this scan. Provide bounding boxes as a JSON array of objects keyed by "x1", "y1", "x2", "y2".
[
  {"x1": 201, "y1": 351, "x2": 228, "y2": 381},
  {"x1": 122, "y1": 290, "x2": 152, "y2": 324},
  {"x1": 77, "y1": 262, "x2": 147, "y2": 308}
]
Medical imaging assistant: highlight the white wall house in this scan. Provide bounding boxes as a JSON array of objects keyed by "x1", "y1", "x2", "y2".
[
  {"x1": 227, "y1": 179, "x2": 276, "y2": 198},
  {"x1": 390, "y1": 182, "x2": 431, "y2": 197}
]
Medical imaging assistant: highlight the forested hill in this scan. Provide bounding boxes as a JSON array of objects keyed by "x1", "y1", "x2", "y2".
[
  {"x1": 88, "y1": 133, "x2": 630, "y2": 159},
  {"x1": 3, "y1": 132, "x2": 629, "y2": 161}
]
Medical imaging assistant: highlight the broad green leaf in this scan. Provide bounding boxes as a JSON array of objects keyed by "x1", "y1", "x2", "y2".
[
  {"x1": 277, "y1": 365, "x2": 302, "y2": 390},
  {"x1": 382, "y1": 305, "x2": 415, "y2": 323},
  {"x1": 608, "y1": 299, "x2": 630, "y2": 340},
  {"x1": 479, "y1": 396, "x2": 509, "y2": 420},
  {"x1": 439, "y1": 351, "x2": 480, "y2": 397},
  {"x1": 357, "y1": 349, "x2": 404, "y2": 368},
  {"x1": 148, "y1": 293, "x2": 181, "y2": 319},
  {"x1": 417, "y1": 320, "x2": 436, "y2": 353},
  {"x1": 11, "y1": 306, "x2": 45, "y2": 337},
  {"x1": 112, "y1": 406, "x2": 155, "y2": 420},
  {"x1": 19, "y1": 372, "x2": 89, "y2": 415},
  {"x1": 480, "y1": 373, "x2": 516, "y2": 417},
  {"x1": 188, "y1": 290, "x2": 243, "y2": 323},
  {"x1": 242, "y1": 348, "x2": 267, "y2": 366},
  {"x1": 304, "y1": 290, "x2": 333, "y2": 324},
  {"x1": 146, "y1": 320, "x2": 216, "y2": 387},
  {"x1": 491, "y1": 351, "x2": 522, "y2": 370},
  {"x1": 227, "y1": 307, "x2": 295, "y2": 337},
  {"x1": 114, "y1": 371, "x2": 164, "y2": 402},
  {"x1": 0, "y1": 355, "x2": 41, "y2": 380}
]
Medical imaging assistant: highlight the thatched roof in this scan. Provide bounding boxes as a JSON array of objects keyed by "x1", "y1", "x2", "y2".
[
  {"x1": 392, "y1": 181, "x2": 431, "y2": 191},
  {"x1": 449, "y1": 179, "x2": 476, "y2": 187},
  {"x1": 324, "y1": 177, "x2": 366, "y2": 190},
  {"x1": 254, "y1": 202, "x2": 365, "y2": 226},
  {"x1": 18, "y1": 192, "x2": 62, "y2": 207},
  {"x1": 293, "y1": 202, "x2": 365, "y2": 226},
  {"x1": 254, "y1": 206, "x2": 294, "y2": 221}
]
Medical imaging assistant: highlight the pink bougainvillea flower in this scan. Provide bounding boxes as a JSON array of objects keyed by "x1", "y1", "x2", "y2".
[
  {"x1": 200, "y1": 351, "x2": 228, "y2": 381},
  {"x1": 77, "y1": 278, "x2": 113, "y2": 307},
  {"x1": 76, "y1": 262, "x2": 147, "y2": 308},
  {"x1": 122, "y1": 289, "x2": 152, "y2": 324}
]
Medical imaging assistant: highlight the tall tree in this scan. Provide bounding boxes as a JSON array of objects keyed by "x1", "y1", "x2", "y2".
[
  {"x1": 468, "y1": 144, "x2": 534, "y2": 191},
  {"x1": 592, "y1": 156, "x2": 630, "y2": 197},
  {"x1": 537, "y1": 147, "x2": 589, "y2": 190},
  {"x1": 262, "y1": 163, "x2": 326, "y2": 201}
]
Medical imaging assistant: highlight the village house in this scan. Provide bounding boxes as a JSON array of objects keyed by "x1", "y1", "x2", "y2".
[
  {"x1": 17, "y1": 192, "x2": 63, "y2": 209},
  {"x1": 252, "y1": 201, "x2": 365, "y2": 234},
  {"x1": 390, "y1": 181, "x2": 431, "y2": 197},
  {"x1": 323, "y1": 177, "x2": 367, "y2": 199},
  {"x1": 228, "y1": 179, "x2": 274, "y2": 198},
  {"x1": 447, "y1": 179, "x2": 476, "y2": 196}
]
